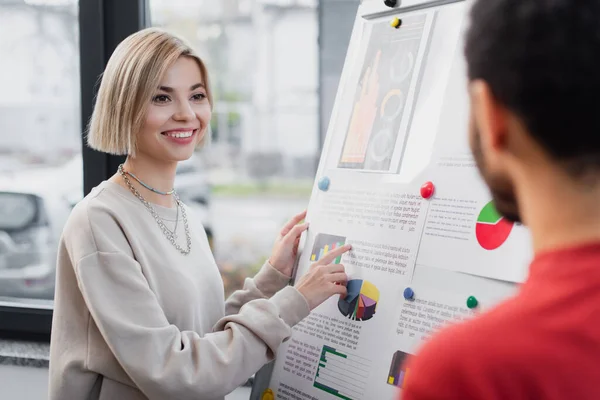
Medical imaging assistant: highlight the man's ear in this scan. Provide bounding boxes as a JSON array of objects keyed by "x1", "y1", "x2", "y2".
[{"x1": 469, "y1": 80, "x2": 508, "y2": 152}]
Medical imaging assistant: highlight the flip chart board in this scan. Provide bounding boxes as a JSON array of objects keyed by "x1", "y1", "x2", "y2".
[{"x1": 251, "y1": 1, "x2": 531, "y2": 399}]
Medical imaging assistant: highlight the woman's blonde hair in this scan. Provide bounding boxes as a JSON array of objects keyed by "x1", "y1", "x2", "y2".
[{"x1": 87, "y1": 27, "x2": 212, "y2": 156}]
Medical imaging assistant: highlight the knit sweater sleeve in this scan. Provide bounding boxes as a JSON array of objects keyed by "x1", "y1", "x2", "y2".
[
  {"x1": 224, "y1": 260, "x2": 296, "y2": 316},
  {"x1": 66, "y1": 201, "x2": 310, "y2": 400}
]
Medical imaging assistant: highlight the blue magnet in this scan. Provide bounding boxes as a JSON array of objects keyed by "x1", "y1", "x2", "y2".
[
  {"x1": 318, "y1": 176, "x2": 330, "y2": 191},
  {"x1": 403, "y1": 287, "x2": 415, "y2": 300}
]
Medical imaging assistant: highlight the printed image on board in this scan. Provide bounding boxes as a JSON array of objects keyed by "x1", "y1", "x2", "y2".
[
  {"x1": 311, "y1": 233, "x2": 347, "y2": 264},
  {"x1": 314, "y1": 345, "x2": 372, "y2": 400},
  {"x1": 338, "y1": 279, "x2": 380, "y2": 321},
  {"x1": 387, "y1": 350, "x2": 411, "y2": 388},
  {"x1": 417, "y1": 189, "x2": 531, "y2": 283},
  {"x1": 338, "y1": 13, "x2": 432, "y2": 171},
  {"x1": 475, "y1": 201, "x2": 514, "y2": 250}
]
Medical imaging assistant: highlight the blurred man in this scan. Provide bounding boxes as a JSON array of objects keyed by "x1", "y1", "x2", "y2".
[{"x1": 401, "y1": 1, "x2": 600, "y2": 399}]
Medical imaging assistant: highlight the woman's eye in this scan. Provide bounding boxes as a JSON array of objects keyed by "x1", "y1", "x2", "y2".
[
  {"x1": 153, "y1": 95, "x2": 170, "y2": 103},
  {"x1": 192, "y1": 93, "x2": 207, "y2": 101}
]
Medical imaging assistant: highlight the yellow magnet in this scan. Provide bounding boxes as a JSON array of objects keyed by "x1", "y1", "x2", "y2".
[
  {"x1": 261, "y1": 388, "x2": 275, "y2": 400},
  {"x1": 390, "y1": 17, "x2": 402, "y2": 28}
]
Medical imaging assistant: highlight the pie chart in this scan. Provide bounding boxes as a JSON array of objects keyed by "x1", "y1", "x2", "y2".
[
  {"x1": 476, "y1": 201, "x2": 514, "y2": 250},
  {"x1": 338, "y1": 279, "x2": 379, "y2": 321}
]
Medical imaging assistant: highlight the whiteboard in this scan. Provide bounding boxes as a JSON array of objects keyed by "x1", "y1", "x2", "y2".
[{"x1": 251, "y1": 1, "x2": 532, "y2": 399}]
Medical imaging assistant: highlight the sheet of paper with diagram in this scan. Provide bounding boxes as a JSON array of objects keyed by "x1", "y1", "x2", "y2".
[{"x1": 251, "y1": 1, "x2": 532, "y2": 399}]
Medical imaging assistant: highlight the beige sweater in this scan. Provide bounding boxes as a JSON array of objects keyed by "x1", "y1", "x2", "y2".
[{"x1": 48, "y1": 181, "x2": 310, "y2": 400}]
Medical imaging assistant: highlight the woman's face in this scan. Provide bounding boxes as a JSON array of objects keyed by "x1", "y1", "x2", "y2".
[{"x1": 136, "y1": 56, "x2": 211, "y2": 164}]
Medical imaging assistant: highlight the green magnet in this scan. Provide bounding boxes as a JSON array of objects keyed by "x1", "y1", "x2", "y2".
[{"x1": 466, "y1": 296, "x2": 478, "y2": 309}]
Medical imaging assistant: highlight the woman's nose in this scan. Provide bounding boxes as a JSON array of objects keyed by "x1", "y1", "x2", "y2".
[{"x1": 173, "y1": 101, "x2": 195, "y2": 121}]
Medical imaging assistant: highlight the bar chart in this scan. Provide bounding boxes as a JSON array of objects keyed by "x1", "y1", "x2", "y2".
[
  {"x1": 310, "y1": 233, "x2": 347, "y2": 264},
  {"x1": 387, "y1": 350, "x2": 411, "y2": 388},
  {"x1": 313, "y1": 345, "x2": 371, "y2": 400}
]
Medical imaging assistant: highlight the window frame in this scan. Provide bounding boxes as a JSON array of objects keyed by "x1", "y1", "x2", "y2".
[{"x1": 0, "y1": 0, "x2": 148, "y2": 340}]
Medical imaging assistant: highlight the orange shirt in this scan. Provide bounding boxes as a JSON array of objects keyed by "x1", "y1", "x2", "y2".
[{"x1": 401, "y1": 243, "x2": 600, "y2": 400}]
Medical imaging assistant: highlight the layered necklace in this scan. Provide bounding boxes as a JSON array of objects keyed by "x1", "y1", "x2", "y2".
[{"x1": 118, "y1": 164, "x2": 191, "y2": 255}]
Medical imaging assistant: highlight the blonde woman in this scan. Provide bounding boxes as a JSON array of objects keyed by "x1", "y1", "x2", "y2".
[{"x1": 48, "y1": 27, "x2": 350, "y2": 400}]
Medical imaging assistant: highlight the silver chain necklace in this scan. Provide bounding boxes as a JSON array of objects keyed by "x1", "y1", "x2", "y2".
[
  {"x1": 123, "y1": 167, "x2": 179, "y2": 237},
  {"x1": 118, "y1": 164, "x2": 191, "y2": 255},
  {"x1": 126, "y1": 169, "x2": 175, "y2": 195}
]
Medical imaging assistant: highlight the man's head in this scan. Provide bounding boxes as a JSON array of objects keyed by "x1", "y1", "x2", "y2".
[{"x1": 465, "y1": 0, "x2": 600, "y2": 223}]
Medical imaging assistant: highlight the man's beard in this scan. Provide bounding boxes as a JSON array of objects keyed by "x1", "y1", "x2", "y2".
[{"x1": 471, "y1": 127, "x2": 522, "y2": 224}]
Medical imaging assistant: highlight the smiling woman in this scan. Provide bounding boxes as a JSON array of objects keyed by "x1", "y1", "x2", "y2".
[
  {"x1": 87, "y1": 29, "x2": 212, "y2": 160},
  {"x1": 138, "y1": 59, "x2": 212, "y2": 162},
  {"x1": 48, "y1": 27, "x2": 350, "y2": 400}
]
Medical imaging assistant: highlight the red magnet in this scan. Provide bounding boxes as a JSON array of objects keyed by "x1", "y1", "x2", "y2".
[{"x1": 420, "y1": 181, "x2": 435, "y2": 199}]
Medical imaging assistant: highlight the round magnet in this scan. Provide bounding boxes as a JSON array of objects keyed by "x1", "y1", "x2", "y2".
[
  {"x1": 384, "y1": 0, "x2": 398, "y2": 7},
  {"x1": 390, "y1": 17, "x2": 402, "y2": 28},
  {"x1": 261, "y1": 388, "x2": 275, "y2": 400},
  {"x1": 318, "y1": 176, "x2": 330, "y2": 191},
  {"x1": 420, "y1": 181, "x2": 435, "y2": 199},
  {"x1": 466, "y1": 296, "x2": 478, "y2": 309},
  {"x1": 403, "y1": 287, "x2": 415, "y2": 300}
]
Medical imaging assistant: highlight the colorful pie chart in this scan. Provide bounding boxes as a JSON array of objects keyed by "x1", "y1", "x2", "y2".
[
  {"x1": 338, "y1": 279, "x2": 379, "y2": 321},
  {"x1": 475, "y1": 201, "x2": 513, "y2": 250}
]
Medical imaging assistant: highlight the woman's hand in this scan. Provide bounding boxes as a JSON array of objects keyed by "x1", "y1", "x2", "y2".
[
  {"x1": 268, "y1": 210, "x2": 309, "y2": 277},
  {"x1": 295, "y1": 244, "x2": 351, "y2": 310}
]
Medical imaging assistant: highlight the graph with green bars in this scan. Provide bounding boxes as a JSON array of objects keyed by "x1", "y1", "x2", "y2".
[{"x1": 313, "y1": 345, "x2": 371, "y2": 400}]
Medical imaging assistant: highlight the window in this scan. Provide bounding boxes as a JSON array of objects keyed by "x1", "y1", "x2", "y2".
[
  {"x1": 149, "y1": 0, "x2": 319, "y2": 296},
  {"x1": 0, "y1": 0, "x2": 81, "y2": 304}
]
